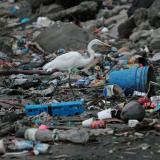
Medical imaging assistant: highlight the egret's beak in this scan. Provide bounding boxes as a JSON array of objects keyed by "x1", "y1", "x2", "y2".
[{"x1": 99, "y1": 42, "x2": 111, "y2": 51}]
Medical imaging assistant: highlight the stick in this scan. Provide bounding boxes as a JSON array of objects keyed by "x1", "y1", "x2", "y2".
[{"x1": 0, "y1": 70, "x2": 53, "y2": 76}]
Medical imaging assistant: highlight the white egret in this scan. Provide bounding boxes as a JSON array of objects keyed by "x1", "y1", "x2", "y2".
[
  {"x1": 43, "y1": 39, "x2": 111, "y2": 71},
  {"x1": 43, "y1": 39, "x2": 111, "y2": 98}
]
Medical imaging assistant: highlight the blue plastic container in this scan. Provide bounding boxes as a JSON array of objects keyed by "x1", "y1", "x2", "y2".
[
  {"x1": 25, "y1": 100, "x2": 85, "y2": 117},
  {"x1": 51, "y1": 100, "x2": 85, "y2": 116},
  {"x1": 25, "y1": 104, "x2": 48, "y2": 116},
  {"x1": 109, "y1": 66, "x2": 155, "y2": 94}
]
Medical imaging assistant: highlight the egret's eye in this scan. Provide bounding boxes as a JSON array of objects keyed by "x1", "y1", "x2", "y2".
[{"x1": 92, "y1": 44, "x2": 98, "y2": 50}]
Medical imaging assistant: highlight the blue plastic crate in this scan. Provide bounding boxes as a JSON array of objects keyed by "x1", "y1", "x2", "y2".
[
  {"x1": 25, "y1": 104, "x2": 48, "y2": 116},
  {"x1": 25, "y1": 100, "x2": 85, "y2": 117},
  {"x1": 51, "y1": 100, "x2": 85, "y2": 116}
]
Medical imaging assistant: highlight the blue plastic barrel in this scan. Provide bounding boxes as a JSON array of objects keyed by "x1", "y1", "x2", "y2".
[{"x1": 109, "y1": 66, "x2": 155, "y2": 94}]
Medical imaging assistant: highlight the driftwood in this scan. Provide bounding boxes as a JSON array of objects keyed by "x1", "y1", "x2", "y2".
[{"x1": 0, "y1": 70, "x2": 53, "y2": 76}]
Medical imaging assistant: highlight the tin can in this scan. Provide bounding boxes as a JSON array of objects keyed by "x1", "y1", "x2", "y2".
[{"x1": 91, "y1": 120, "x2": 106, "y2": 129}]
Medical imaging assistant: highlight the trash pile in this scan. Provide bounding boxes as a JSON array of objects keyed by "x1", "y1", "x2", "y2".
[{"x1": 0, "y1": 0, "x2": 160, "y2": 159}]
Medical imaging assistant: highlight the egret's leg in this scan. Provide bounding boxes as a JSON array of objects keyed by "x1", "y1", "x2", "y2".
[
  {"x1": 52, "y1": 78, "x2": 61, "y2": 97},
  {"x1": 68, "y1": 69, "x2": 76, "y2": 100}
]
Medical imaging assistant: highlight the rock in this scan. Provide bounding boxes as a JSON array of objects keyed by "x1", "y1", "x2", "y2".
[
  {"x1": 97, "y1": 5, "x2": 130, "y2": 19},
  {"x1": 118, "y1": 17, "x2": 136, "y2": 38},
  {"x1": 121, "y1": 101, "x2": 145, "y2": 122},
  {"x1": 113, "y1": 0, "x2": 129, "y2": 5},
  {"x1": 82, "y1": 20, "x2": 101, "y2": 31},
  {"x1": 47, "y1": 1, "x2": 98, "y2": 21},
  {"x1": 133, "y1": 8, "x2": 148, "y2": 26},
  {"x1": 29, "y1": 0, "x2": 41, "y2": 12},
  {"x1": 0, "y1": 19, "x2": 7, "y2": 29},
  {"x1": 9, "y1": 0, "x2": 32, "y2": 18},
  {"x1": 135, "y1": 21, "x2": 152, "y2": 31},
  {"x1": 41, "y1": 0, "x2": 56, "y2": 5},
  {"x1": 129, "y1": 30, "x2": 152, "y2": 42},
  {"x1": 148, "y1": 0, "x2": 160, "y2": 28},
  {"x1": 55, "y1": 0, "x2": 102, "y2": 9},
  {"x1": 34, "y1": 22, "x2": 95, "y2": 52},
  {"x1": 39, "y1": 4, "x2": 63, "y2": 16},
  {"x1": 149, "y1": 53, "x2": 160, "y2": 61},
  {"x1": 127, "y1": 0, "x2": 155, "y2": 17},
  {"x1": 150, "y1": 37, "x2": 160, "y2": 52},
  {"x1": 0, "y1": 37, "x2": 13, "y2": 55},
  {"x1": 30, "y1": 0, "x2": 102, "y2": 13},
  {"x1": 29, "y1": 0, "x2": 56, "y2": 12},
  {"x1": 106, "y1": 10, "x2": 128, "y2": 39},
  {"x1": 150, "y1": 28, "x2": 160, "y2": 52}
]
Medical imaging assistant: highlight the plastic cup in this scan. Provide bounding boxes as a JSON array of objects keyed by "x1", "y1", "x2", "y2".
[
  {"x1": 98, "y1": 109, "x2": 112, "y2": 120},
  {"x1": 82, "y1": 118, "x2": 94, "y2": 128},
  {"x1": 128, "y1": 120, "x2": 139, "y2": 128}
]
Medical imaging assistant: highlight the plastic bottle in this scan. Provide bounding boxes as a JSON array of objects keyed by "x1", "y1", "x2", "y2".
[
  {"x1": 34, "y1": 143, "x2": 50, "y2": 155},
  {"x1": 7, "y1": 140, "x2": 33, "y2": 151},
  {"x1": 0, "y1": 139, "x2": 6, "y2": 154},
  {"x1": 53, "y1": 128, "x2": 90, "y2": 144},
  {"x1": 14, "y1": 140, "x2": 33, "y2": 150}
]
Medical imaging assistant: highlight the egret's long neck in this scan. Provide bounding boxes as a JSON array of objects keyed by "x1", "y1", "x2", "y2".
[
  {"x1": 78, "y1": 41, "x2": 95, "y2": 67},
  {"x1": 87, "y1": 42, "x2": 95, "y2": 60}
]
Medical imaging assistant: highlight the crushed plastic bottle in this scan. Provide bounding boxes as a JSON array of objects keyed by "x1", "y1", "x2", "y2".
[{"x1": 7, "y1": 140, "x2": 33, "y2": 151}]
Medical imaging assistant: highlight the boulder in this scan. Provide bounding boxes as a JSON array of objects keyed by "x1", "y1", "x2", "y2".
[
  {"x1": 39, "y1": 4, "x2": 63, "y2": 16},
  {"x1": 150, "y1": 28, "x2": 160, "y2": 52},
  {"x1": 121, "y1": 101, "x2": 145, "y2": 122},
  {"x1": 118, "y1": 17, "x2": 136, "y2": 38},
  {"x1": 0, "y1": 37, "x2": 13, "y2": 55},
  {"x1": 127, "y1": 0, "x2": 155, "y2": 17},
  {"x1": 41, "y1": 0, "x2": 55, "y2": 5},
  {"x1": 129, "y1": 30, "x2": 152, "y2": 42},
  {"x1": 55, "y1": 0, "x2": 102, "y2": 9},
  {"x1": 133, "y1": 8, "x2": 148, "y2": 26},
  {"x1": 30, "y1": 0, "x2": 102, "y2": 13},
  {"x1": 10, "y1": 0, "x2": 32, "y2": 18},
  {"x1": 47, "y1": 1, "x2": 98, "y2": 21},
  {"x1": 148, "y1": 0, "x2": 160, "y2": 28},
  {"x1": 34, "y1": 22, "x2": 95, "y2": 52}
]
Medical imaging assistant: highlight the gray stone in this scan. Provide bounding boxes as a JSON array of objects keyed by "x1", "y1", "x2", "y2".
[
  {"x1": 55, "y1": 0, "x2": 102, "y2": 9},
  {"x1": 30, "y1": 0, "x2": 102, "y2": 13},
  {"x1": 39, "y1": 4, "x2": 63, "y2": 16},
  {"x1": 41, "y1": 0, "x2": 55, "y2": 5},
  {"x1": 0, "y1": 37, "x2": 13, "y2": 55},
  {"x1": 133, "y1": 8, "x2": 148, "y2": 26},
  {"x1": 150, "y1": 38, "x2": 160, "y2": 52},
  {"x1": 118, "y1": 17, "x2": 136, "y2": 38},
  {"x1": 11, "y1": 0, "x2": 32, "y2": 18},
  {"x1": 47, "y1": 1, "x2": 98, "y2": 21},
  {"x1": 135, "y1": 21, "x2": 152, "y2": 31},
  {"x1": 97, "y1": 5, "x2": 130, "y2": 19},
  {"x1": 148, "y1": 0, "x2": 160, "y2": 28},
  {"x1": 150, "y1": 28, "x2": 160, "y2": 51},
  {"x1": 129, "y1": 30, "x2": 152, "y2": 42},
  {"x1": 34, "y1": 22, "x2": 95, "y2": 52},
  {"x1": 149, "y1": 53, "x2": 160, "y2": 61},
  {"x1": 121, "y1": 101, "x2": 145, "y2": 122},
  {"x1": 127, "y1": 0, "x2": 155, "y2": 17}
]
